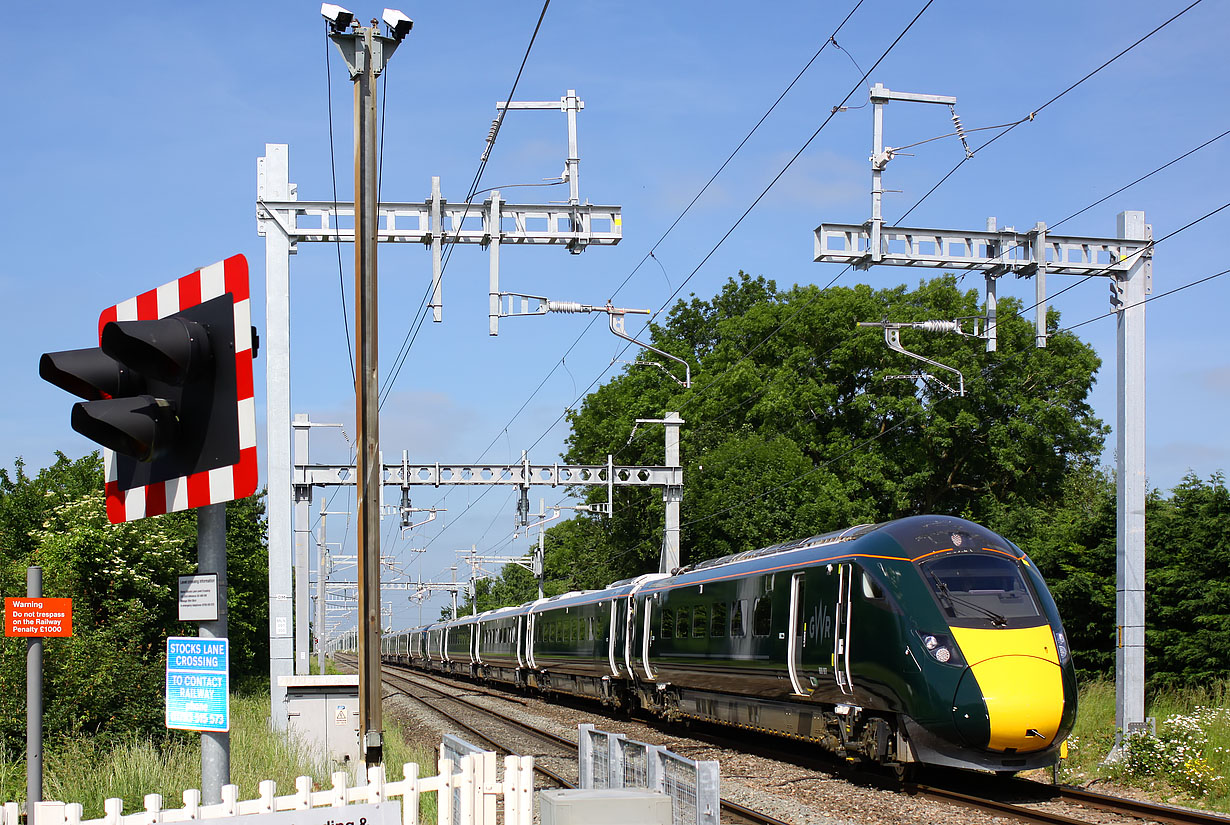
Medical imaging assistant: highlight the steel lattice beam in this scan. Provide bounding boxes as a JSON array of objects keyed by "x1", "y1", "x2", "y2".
[{"x1": 815, "y1": 222, "x2": 1150, "y2": 276}]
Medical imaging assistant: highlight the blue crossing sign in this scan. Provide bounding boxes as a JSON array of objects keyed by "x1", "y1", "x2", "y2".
[{"x1": 165, "y1": 636, "x2": 229, "y2": 732}]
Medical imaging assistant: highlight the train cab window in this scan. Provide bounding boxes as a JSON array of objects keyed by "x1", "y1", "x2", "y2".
[
  {"x1": 920, "y1": 552, "x2": 1041, "y2": 624},
  {"x1": 675, "y1": 608, "x2": 691, "y2": 638},
  {"x1": 661, "y1": 608, "x2": 674, "y2": 639},
  {"x1": 711, "y1": 602, "x2": 728, "y2": 637},
  {"x1": 692, "y1": 605, "x2": 708, "y2": 638},
  {"x1": 861, "y1": 572, "x2": 884, "y2": 600},
  {"x1": 752, "y1": 597, "x2": 773, "y2": 637},
  {"x1": 730, "y1": 600, "x2": 747, "y2": 637}
]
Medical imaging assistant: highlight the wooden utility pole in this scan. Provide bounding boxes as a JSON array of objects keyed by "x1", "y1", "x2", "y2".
[{"x1": 328, "y1": 15, "x2": 404, "y2": 770}]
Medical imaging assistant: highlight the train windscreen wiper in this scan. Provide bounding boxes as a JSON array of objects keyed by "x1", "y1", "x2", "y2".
[{"x1": 929, "y1": 573, "x2": 1007, "y2": 627}]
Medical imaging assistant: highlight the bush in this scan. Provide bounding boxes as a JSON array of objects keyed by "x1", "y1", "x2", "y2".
[{"x1": 1114, "y1": 707, "x2": 1230, "y2": 797}]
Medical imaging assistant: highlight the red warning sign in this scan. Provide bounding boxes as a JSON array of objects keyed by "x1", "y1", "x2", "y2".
[{"x1": 4, "y1": 597, "x2": 73, "y2": 637}]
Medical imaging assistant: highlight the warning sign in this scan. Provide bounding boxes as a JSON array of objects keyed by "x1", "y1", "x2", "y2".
[
  {"x1": 335, "y1": 705, "x2": 348, "y2": 725},
  {"x1": 5, "y1": 597, "x2": 73, "y2": 637}
]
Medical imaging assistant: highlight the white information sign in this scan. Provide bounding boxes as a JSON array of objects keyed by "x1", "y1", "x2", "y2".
[{"x1": 178, "y1": 574, "x2": 219, "y2": 622}]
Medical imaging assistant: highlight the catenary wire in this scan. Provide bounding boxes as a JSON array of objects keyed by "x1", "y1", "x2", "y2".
[
  {"x1": 613, "y1": 0, "x2": 1218, "y2": 459},
  {"x1": 380, "y1": 0, "x2": 551, "y2": 407},
  {"x1": 495, "y1": 0, "x2": 936, "y2": 469},
  {"x1": 402, "y1": 0, "x2": 875, "y2": 551},
  {"x1": 412, "y1": 0, "x2": 871, "y2": 461},
  {"x1": 325, "y1": 23, "x2": 356, "y2": 382}
]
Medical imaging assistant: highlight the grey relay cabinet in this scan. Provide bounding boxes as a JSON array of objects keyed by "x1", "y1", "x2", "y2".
[{"x1": 278, "y1": 675, "x2": 359, "y2": 769}]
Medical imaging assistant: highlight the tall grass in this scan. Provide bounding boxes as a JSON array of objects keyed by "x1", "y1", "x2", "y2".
[{"x1": 1, "y1": 691, "x2": 435, "y2": 821}]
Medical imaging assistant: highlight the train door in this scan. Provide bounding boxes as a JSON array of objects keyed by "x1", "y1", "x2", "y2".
[
  {"x1": 526, "y1": 611, "x2": 537, "y2": 668},
  {"x1": 787, "y1": 572, "x2": 810, "y2": 695},
  {"x1": 608, "y1": 600, "x2": 623, "y2": 677},
  {"x1": 833, "y1": 563, "x2": 855, "y2": 696},
  {"x1": 515, "y1": 616, "x2": 525, "y2": 668},
  {"x1": 641, "y1": 594, "x2": 656, "y2": 680}
]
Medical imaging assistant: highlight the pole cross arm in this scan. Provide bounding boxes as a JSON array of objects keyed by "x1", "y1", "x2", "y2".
[
  {"x1": 256, "y1": 198, "x2": 621, "y2": 247},
  {"x1": 296, "y1": 461, "x2": 681, "y2": 488},
  {"x1": 816, "y1": 222, "x2": 1150, "y2": 276}
]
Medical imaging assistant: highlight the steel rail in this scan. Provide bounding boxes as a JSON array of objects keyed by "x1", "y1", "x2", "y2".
[{"x1": 1055, "y1": 784, "x2": 1230, "y2": 825}]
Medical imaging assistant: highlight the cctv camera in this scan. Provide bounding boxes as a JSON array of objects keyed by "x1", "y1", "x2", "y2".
[
  {"x1": 382, "y1": 8, "x2": 413, "y2": 41},
  {"x1": 321, "y1": 3, "x2": 354, "y2": 32}
]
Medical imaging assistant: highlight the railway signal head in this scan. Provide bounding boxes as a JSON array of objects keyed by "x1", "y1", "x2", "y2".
[{"x1": 39, "y1": 255, "x2": 258, "y2": 522}]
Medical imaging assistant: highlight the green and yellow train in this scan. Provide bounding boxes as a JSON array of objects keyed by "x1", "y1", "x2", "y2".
[{"x1": 384, "y1": 514, "x2": 1077, "y2": 774}]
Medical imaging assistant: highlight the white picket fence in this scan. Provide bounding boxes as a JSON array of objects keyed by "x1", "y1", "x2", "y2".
[{"x1": 2, "y1": 755, "x2": 534, "y2": 825}]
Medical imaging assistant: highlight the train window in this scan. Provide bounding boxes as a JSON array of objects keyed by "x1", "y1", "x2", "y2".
[
  {"x1": 692, "y1": 605, "x2": 708, "y2": 638},
  {"x1": 861, "y1": 572, "x2": 884, "y2": 600},
  {"x1": 753, "y1": 597, "x2": 773, "y2": 637},
  {"x1": 921, "y1": 552, "x2": 1041, "y2": 624},
  {"x1": 661, "y1": 608, "x2": 674, "y2": 639},
  {"x1": 731, "y1": 600, "x2": 747, "y2": 637},
  {"x1": 676, "y1": 608, "x2": 691, "y2": 638},
  {"x1": 711, "y1": 602, "x2": 728, "y2": 637}
]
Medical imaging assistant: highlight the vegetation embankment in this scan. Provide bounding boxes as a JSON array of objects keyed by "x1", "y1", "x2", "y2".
[{"x1": 1061, "y1": 680, "x2": 1230, "y2": 814}]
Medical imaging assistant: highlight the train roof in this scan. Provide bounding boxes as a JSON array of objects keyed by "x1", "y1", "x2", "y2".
[
  {"x1": 677, "y1": 522, "x2": 879, "y2": 574},
  {"x1": 668, "y1": 515, "x2": 1021, "y2": 582}
]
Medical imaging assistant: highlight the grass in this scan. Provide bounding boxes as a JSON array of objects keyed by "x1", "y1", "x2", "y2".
[
  {"x1": 1, "y1": 684, "x2": 436, "y2": 822},
  {"x1": 1058, "y1": 680, "x2": 1230, "y2": 814}
]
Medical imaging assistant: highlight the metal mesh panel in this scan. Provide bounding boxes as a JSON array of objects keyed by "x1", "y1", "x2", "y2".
[
  {"x1": 577, "y1": 726, "x2": 719, "y2": 825},
  {"x1": 592, "y1": 736, "x2": 611, "y2": 789},
  {"x1": 621, "y1": 740, "x2": 650, "y2": 788}
]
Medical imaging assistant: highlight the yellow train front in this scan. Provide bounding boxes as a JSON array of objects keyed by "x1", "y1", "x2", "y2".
[{"x1": 857, "y1": 516, "x2": 1079, "y2": 771}]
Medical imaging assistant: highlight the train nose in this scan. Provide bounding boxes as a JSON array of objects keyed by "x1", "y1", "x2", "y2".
[{"x1": 952, "y1": 654, "x2": 1064, "y2": 752}]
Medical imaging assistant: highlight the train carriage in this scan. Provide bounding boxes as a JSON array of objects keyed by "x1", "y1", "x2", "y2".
[
  {"x1": 382, "y1": 514, "x2": 1076, "y2": 775},
  {"x1": 474, "y1": 604, "x2": 529, "y2": 684}
]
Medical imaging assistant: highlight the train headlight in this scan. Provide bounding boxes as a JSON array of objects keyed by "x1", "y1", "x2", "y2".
[
  {"x1": 917, "y1": 631, "x2": 962, "y2": 666},
  {"x1": 1054, "y1": 630, "x2": 1070, "y2": 665}
]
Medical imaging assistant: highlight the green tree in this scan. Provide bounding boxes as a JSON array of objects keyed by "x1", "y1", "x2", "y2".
[
  {"x1": 0, "y1": 453, "x2": 268, "y2": 750},
  {"x1": 557, "y1": 272, "x2": 1106, "y2": 582},
  {"x1": 1145, "y1": 472, "x2": 1230, "y2": 686}
]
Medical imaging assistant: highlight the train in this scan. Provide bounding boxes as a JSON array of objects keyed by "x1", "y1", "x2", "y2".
[{"x1": 382, "y1": 514, "x2": 1077, "y2": 775}]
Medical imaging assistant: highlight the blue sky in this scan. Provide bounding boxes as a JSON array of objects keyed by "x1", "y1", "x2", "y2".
[{"x1": 3, "y1": 1, "x2": 1227, "y2": 628}]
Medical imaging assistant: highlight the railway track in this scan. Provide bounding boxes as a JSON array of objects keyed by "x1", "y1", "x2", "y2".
[
  {"x1": 906, "y1": 780, "x2": 1230, "y2": 825},
  {"x1": 340, "y1": 656, "x2": 791, "y2": 825},
  {"x1": 348, "y1": 657, "x2": 1230, "y2": 825}
]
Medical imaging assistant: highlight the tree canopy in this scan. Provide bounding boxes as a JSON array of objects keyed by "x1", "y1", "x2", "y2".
[{"x1": 562, "y1": 272, "x2": 1106, "y2": 573}]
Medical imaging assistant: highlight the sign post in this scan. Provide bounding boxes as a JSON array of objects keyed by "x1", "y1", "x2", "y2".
[{"x1": 4, "y1": 569, "x2": 73, "y2": 824}]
